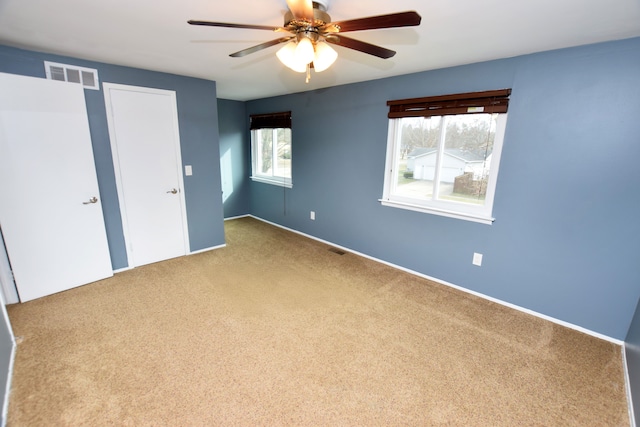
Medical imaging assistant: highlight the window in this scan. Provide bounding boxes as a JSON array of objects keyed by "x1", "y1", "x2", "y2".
[
  {"x1": 250, "y1": 111, "x2": 292, "y2": 188},
  {"x1": 381, "y1": 89, "x2": 511, "y2": 224}
]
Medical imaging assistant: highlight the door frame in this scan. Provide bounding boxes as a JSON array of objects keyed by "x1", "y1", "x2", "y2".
[{"x1": 103, "y1": 83, "x2": 190, "y2": 268}]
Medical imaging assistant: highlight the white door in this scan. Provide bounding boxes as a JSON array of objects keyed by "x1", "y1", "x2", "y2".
[
  {"x1": 103, "y1": 83, "x2": 189, "y2": 268},
  {"x1": 0, "y1": 73, "x2": 113, "y2": 302}
]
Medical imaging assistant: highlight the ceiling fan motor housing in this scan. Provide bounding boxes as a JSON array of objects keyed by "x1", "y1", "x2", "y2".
[
  {"x1": 284, "y1": 2, "x2": 332, "y2": 29},
  {"x1": 313, "y1": 0, "x2": 329, "y2": 11}
]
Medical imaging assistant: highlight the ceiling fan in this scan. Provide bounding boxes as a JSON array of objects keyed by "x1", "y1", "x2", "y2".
[{"x1": 188, "y1": 0, "x2": 421, "y2": 82}]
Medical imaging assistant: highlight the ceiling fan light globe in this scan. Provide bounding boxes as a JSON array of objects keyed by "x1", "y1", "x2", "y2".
[
  {"x1": 289, "y1": 61, "x2": 308, "y2": 73},
  {"x1": 277, "y1": 42, "x2": 307, "y2": 72},
  {"x1": 313, "y1": 42, "x2": 338, "y2": 72},
  {"x1": 294, "y1": 37, "x2": 315, "y2": 66}
]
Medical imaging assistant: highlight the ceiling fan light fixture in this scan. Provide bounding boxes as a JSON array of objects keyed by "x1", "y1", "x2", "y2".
[
  {"x1": 312, "y1": 41, "x2": 337, "y2": 72},
  {"x1": 276, "y1": 41, "x2": 307, "y2": 72},
  {"x1": 294, "y1": 37, "x2": 315, "y2": 65}
]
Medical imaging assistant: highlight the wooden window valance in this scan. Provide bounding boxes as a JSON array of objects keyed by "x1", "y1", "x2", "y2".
[
  {"x1": 387, "y1": 89, "x2": 511, "y2": 119},
  {"x1": 250, "y1": 111, "x2": 292, "y2": 129}
]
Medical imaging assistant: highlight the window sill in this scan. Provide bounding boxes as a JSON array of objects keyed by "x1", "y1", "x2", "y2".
[
  {"x1": 251, "y1": 176, "x2": 293, "y2": 188},
  {"x1": 379, "y1": 199, "x2": 494, "y2": 225}
]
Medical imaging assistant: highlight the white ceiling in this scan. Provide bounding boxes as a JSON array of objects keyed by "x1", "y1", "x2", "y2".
[{"x1": 1, "y1": 0, "x2": 639, "y2": 101}]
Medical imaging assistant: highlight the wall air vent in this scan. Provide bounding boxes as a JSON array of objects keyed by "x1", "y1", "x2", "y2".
[{"x1": 44, "y1": 61, "x2": 99, "y2": 90}]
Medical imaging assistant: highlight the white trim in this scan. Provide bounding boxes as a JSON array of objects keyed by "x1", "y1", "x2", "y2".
[
  {"x1": 0, "y1": 232, "x2": 18, "y2": 304},
  {"x1": 247, "y1": 214, "x2": 622, "y2": 345},
  {"x1": 2, "y1": 338, "x2": 15, "y2": 427},
  {"x1": 624, "y1": 344, "x2": 637, "y2": 426},
  {"x1": 113, "y1": 245, "x2": 226, "y2": 270},
  {"x1": 250, "y1": 176, "x2": 293, "y2": 188},
  {"x1": 0, "y1": 290, "x2": 15, "y2": 426},
  {"x1": 189, "y1": 244, "x2": 226, "y2": 255},
  {"x1": 379, "y1": 199, "x2": 494, "y2": 225},
  {"x1": 224, "y1": 214, "x2": 251, "y2": 221},
  {"x1": 103, "y1": 83, "x2": 190, "y2": 268}
]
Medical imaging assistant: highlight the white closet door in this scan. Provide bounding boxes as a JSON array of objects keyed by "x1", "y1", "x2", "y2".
[
  {"x1": 0, "y1": 73, "x2": 113, "y2": 302},
  {"x1": 103, "y1": 83, "x2": 189, "y2": 268}
]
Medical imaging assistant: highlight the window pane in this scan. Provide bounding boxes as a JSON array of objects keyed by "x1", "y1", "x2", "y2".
[
  {"x1": 273, "y1": 128, "x2": 291, "y2": 179},
  {"x1": 257, "y1": 129, "x2": 273, "y2": 176},
  {"x1": 437, "y1": 114, "x2": 496, "y2": 205},
  {"x1": 394, "y1": 116, "x2": 442, "y2": 200},
  {"x1": 392, "y1": 114, "x2": 496, "y2": 207}
]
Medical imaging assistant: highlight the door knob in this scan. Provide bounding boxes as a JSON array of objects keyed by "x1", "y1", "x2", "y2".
[
  {"x1": 167, "y1": 188, "x2": 178, "y2": 194},
  {"x1": 83, "y1": 196, "x2": 98, "y2": 205}
]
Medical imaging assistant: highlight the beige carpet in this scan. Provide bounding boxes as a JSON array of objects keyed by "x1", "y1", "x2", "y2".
[{"x1": 6, "y1": 217, "x2": 630, "y2": 426}]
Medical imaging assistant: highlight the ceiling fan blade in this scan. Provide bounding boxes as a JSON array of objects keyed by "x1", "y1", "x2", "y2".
[
  {"x1": 286, "y1": 0, "x2": 314, "y2": 22},
  {"x1": 229, "y1": 37, "x2": 293, "y2": 58},
  {"x1": 321, "y1": 11, "x2": 421, "y2": 33},
  {"x1": 188, "y1": 20, "x2": 281, "y2": 32},
  {"x1": 326, "y1": 35, "x2": 396, "y2": 59}
]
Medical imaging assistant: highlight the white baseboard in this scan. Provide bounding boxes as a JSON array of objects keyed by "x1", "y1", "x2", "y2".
[
  {"x1": 624, "y1": 344, "x2": 637, "y2": 426},
  {"x1": 247, "y1": 215, "x2": 623, "y2": 345},
  {"x1": 2, "y1": 339, "x2": 15, "y2": 427},
  {"x1": 189, "y1": 244, "x2": 226, "y2": 255},
  {"x1": 224, "y1": 214, "x2": 251, "y2": 221},
  {"x1": 113, "y1": 244, "x2": 227, "y2": 273},
  {"x1": 0, "y1": 293, "x2": 15, "y2": 427}
]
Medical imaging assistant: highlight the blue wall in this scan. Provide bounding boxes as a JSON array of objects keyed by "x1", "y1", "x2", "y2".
[
  {"x1": 246, "y1": 37, "x2": 640, "y2": 340},
  {"x1": 0, "y1": 45, "x2": 226, "y2": 269},
  {"x1": 218, "y1": 99, "x2": 250, "y2": 218},
  {"x1": 626, "y1": 301, "x2": 640, "y2": 424}
]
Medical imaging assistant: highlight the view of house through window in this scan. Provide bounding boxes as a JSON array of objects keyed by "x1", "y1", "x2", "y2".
[
  {"x1": 250, "y1": 111, "x2": 292, "y2": 187},
  {"x1": 381, "y1": 90, "x2": 510, "y2": 223},
  {"x1": 394, "y1": 113, "x2": 498, "y2": 204}
]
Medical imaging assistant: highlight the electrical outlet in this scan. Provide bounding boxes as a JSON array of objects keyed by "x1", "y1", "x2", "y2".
[
  {"x1": 310, "y1": 211, "x2": 315, "y2": 220},
  {"x1": 472, "y1": 252, "x2": 483, "y2": 266}
]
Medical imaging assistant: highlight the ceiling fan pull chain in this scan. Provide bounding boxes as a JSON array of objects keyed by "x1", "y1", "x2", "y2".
[{"x1": 305, "y1": 64, "x2": 311, "y2": 83}]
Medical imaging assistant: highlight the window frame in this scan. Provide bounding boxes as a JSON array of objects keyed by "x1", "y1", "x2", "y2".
[
  {"x1": 249, "y1": 111, "x2": 292, "y2": 188},
  {"x1": 380, "y1": 90, "x2": 511, "y2": 225}
]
